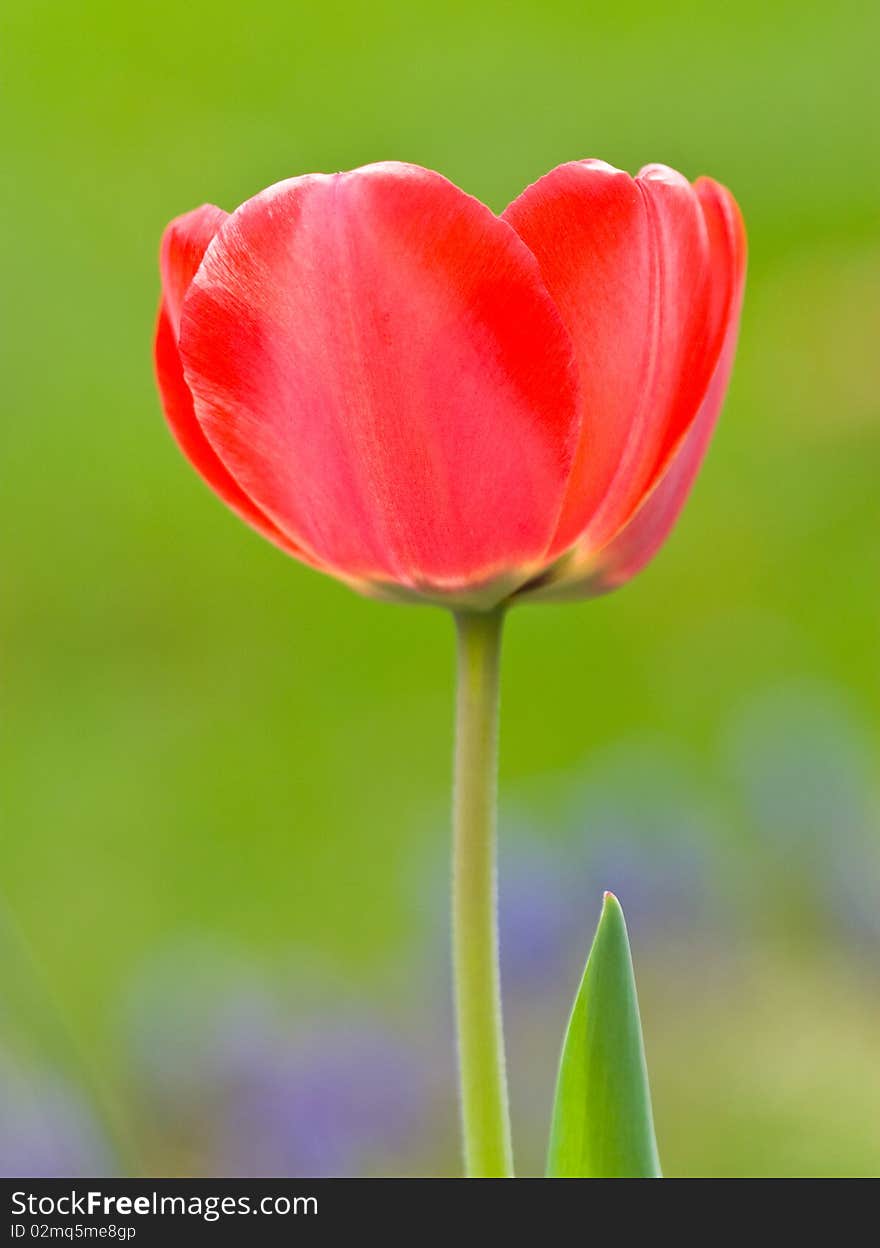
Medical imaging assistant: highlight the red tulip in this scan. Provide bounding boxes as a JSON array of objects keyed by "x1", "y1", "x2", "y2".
[{"x1": 155, "y1": 160, "x2": 745, "y2": 607}]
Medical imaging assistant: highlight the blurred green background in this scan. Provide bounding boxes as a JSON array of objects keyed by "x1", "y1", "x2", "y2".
[{"x1": 3, "y1": 0, "x2": 880, "y2": 1177}]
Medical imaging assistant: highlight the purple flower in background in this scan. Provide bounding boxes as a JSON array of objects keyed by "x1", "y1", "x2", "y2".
[
  {"x1": 568, "y1": 742, "x2": 724, "y2": 945},
  {"x1": 0, "y1": 1058, "x2": 111, "y2": 1177},
  {"x1": 498, "y1": 834, "x2": 583, "y2": 997},
  {"x1": 460, "y1": 744, "x2": 726, "y2": 1013},
  {"x1": 214, "y1": 1021, "x2": 425, "y2": 1177},
  {"x1": 124, "y1": 944, "x2": 429, "y2": 1176}
]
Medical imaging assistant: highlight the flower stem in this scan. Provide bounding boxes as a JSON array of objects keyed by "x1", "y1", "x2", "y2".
[{"x1": 452, "y1": 606, "x2": 514, "y2": 1178}]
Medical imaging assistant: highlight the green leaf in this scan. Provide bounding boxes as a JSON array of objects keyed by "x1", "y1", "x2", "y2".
[{"x1": 546, "y1": 891, "x2": 662, "y2": 1178}]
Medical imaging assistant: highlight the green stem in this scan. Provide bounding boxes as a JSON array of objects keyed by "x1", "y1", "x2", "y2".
[{"x1": 452, "y1": 607, "x2": 514, "y2": 1178}]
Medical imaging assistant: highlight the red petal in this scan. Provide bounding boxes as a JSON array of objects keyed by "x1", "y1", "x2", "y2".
[
  {"x1": 179, "y1": 163, "x2": 580, "y2": 594},
  {"x1": 517, "y1": 177, "x2": 747, "y2": 602},
  {"x1": 154, "y1": 207, "x2": 307, "y2": 560},
  {"x1": 160, "y1": 205, "x2": 229, "y2": 336},
  {"x1": 504, "y1": 161, "x2": 732, "y2": 558}
]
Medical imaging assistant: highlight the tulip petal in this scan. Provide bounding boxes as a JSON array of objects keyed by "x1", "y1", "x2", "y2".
[
  {"x1": 155, "y1": 206, "x2": 308, "y2": 560},
  {"x1": 159, "y1": 205, "x2": 229, "y2": 337},
  {"x1": 504, "y1": 161, "x2": 733, "y2": 559},
  {"x1": 179, "y1": 163, "x2": 581, "y2": 597},
  {"x1": 517, "y1": 177, "x2": 746, "y2": 602}
]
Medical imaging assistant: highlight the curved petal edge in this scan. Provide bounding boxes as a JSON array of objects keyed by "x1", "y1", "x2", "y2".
[
  {"x1": 516, "y1": 177, "x2": 746, "y2": 603},
  {"x1": 154, "y1": 205, "x2": 316, "y2": 563}
]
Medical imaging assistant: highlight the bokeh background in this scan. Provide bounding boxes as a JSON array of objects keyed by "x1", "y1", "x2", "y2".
[{"x1": 4, "y1": 0, "x2": 880, "y2": 1177}]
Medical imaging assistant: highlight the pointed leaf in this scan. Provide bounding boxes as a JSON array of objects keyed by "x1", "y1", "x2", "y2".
[{"x1": 547, "y1": 891, "x2": 661, "y2": 1177}]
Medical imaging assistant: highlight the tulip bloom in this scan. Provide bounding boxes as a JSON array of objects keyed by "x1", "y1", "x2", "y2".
[
  {"x1": 155, "y1": 160, "x2": 745, "y2": 608},
  {"x1": 155, "y1": 159, "x2": 745, "y2": 1179}
]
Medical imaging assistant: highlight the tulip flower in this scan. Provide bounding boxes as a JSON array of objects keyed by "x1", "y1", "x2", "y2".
[{"x1": 155, "y1": 159, "x2": 745, "y2": 1178}]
